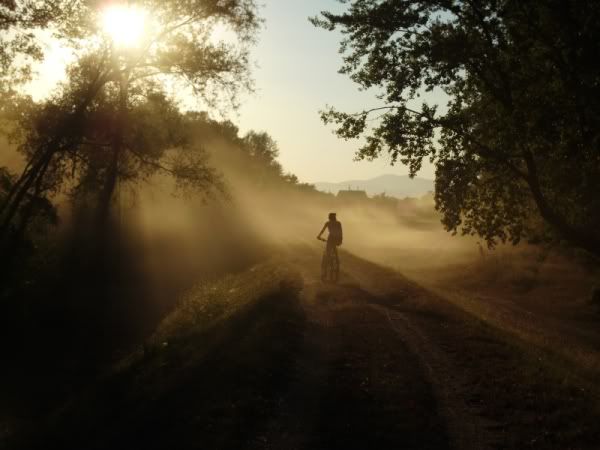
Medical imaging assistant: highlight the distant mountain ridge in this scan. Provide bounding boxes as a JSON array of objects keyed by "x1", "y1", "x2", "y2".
[{"x1": 314, "y1": 174, "x2": 434, "y2": 199}]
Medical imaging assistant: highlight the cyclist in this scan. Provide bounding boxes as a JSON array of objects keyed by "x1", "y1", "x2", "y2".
[{"x1": 317, "y1": 213, "x2": 343, "y2": 281}]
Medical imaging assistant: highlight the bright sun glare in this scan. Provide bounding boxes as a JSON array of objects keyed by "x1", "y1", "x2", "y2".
[{"x1": 101, "y1": 4, "x2": 147, "y2": 48}]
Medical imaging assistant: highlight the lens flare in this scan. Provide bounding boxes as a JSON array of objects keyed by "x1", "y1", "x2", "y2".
[{"x1": 101, "y1": 4, "x2": 147, "y2": 47}]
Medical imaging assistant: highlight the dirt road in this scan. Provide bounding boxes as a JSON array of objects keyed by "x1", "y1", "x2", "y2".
[
  {"x1": 8, "y1": 246, "x2": 599, "y2": 450},
  {"x1": 256, "y1": 247, "x2": 499, "y2": 450},
  {"x1": 254, "y1": 246, "x2": 598, "y2": 450}
]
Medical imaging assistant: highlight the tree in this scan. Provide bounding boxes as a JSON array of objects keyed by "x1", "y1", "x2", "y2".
[
  {"x1": 180, "y1": 115, "x2": 309, "y2": 189},
  {"x1": 0, "y1": 0, "x2": 260, "y2": 243},
  {"x1": 0, "y1": 1, "x2": 60, "y2": 85},
  {"x1": 240, "y1": 131, "x2": 285, "y2": 185},
  {"x1": 312, "y1": 0, "x2": 600, "y2": 257}
]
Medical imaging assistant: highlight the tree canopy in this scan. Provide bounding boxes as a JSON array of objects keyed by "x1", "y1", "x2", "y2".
[
  {"x1": 313, "y1": 0, "x2": 600, "y2": 257},
  {"x1": 0, "y1": 0, "x2": 260, "y2": 243}
]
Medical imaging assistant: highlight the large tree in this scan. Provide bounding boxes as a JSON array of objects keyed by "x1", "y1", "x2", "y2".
[
  {"x1": 313, "y1": 0, "x2": 600, "y2": 257},
  {"x1": 0, "y1": 0, "x2": 259, "y2": 242}
]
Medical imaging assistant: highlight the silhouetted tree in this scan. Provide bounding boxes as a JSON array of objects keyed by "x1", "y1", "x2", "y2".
[
  {"x1": 180, "y1": 114, "x2": 312, "y2": 189},
  {"x1": 240, "y1": 131, "x2": 285, "y2": 185},
  {"x1": 0, "y1": 1, "x2": 61, "y2": 86},
  {"x1": 0, "y1": 0, "x2": 259, "y2": 243},
  {"x1": 313, "y1": 0, "x2": 600, "y2": 257}
]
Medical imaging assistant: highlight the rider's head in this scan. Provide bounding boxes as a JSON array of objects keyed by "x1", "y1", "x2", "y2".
[{"x1": 328, "y1": 212, "x2": 337, "y2": 221}]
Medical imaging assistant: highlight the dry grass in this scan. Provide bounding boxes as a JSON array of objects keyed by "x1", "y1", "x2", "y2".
[
  {"x1": 110, "y1": 258, "x2": 303, "y2": 372},
  {"x1": 373, "y1": 243, "x2": 600, "y2": 388},
  {"x1": 154, "y1": 260, "x2": 301, "y2": 340}
]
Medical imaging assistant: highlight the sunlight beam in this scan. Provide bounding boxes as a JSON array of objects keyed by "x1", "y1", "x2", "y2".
[{"x1": 101, "y1": 4, "x2": 147, "y2": 48}]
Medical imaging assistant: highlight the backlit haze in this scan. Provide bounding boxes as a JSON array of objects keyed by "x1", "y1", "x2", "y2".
[{"x1": 25, "y1": 0, "x2": 440, "y2": 184}]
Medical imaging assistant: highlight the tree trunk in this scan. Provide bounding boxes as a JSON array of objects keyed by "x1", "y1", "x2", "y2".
[
  {"x1": 0, "y1": 150, "x2": 53, "y2": 244},
  {"x1": 14, "y1": 158, "x2": 51, "y2": 240},
  {"x1": 96, "y1": 145, "x2": 120, "y2": 224},
  {"x1": 523, "y1": 151, "x2": 600, "y2": 259},
  {"x1": 96, "y1": 70, "x2": 129, "y2": 225},
  {"x1": 0, "y1": 70, "x2": 107, "y2": 244},
  {"x1": 0, "y1": 159, "x2": 36, "y2": 214}
]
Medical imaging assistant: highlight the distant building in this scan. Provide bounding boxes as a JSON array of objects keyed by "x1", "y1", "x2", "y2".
[{"x1": 337, "y1": 189, "x2": 368, "y2": 202}]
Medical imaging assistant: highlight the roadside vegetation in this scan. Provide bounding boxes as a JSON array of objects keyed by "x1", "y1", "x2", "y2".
[{"x1": 5, "y1": 259, "x2": 305, "y2": 449}]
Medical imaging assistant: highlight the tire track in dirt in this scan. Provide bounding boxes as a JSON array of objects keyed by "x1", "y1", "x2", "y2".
[
  {"x1": 279, "y1": 246, "x2": 502, "y2": 450},
  {"x1": 338, "y1": 250, "x2": 504, "y2": 449},
  {"x1": 253, "y1": 250, "x2": 451, "y2": 449},
  {"x1": 378, "y1": 306, "x2": 500, "y2": 450},
  {"x1": 331, "y1": 248, "x2": 600, "y2": 449}
]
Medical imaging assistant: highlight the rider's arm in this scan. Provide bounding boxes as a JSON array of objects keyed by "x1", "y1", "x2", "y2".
[{"x1": 317, "y1": 222, "x2": 327, "y2": 239}]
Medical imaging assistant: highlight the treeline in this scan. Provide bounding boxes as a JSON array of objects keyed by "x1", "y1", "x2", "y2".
[
  {"x1": 0, "y1": 102, "x2": 319, "y2": 331},
  {"x1": 182, "y1": 111, "x2": 318, "y2": 192},
  {"x1": 0, "y1": 102, "x2": 325, "y2": 424},
  {"x1": 0, "y1": 102, "x2": 320, "y2": 267}
]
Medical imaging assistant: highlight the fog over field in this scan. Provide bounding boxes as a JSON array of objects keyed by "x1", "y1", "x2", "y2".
[{"x1": 314, "y1": 174, "x2": 434, "y2": 198}]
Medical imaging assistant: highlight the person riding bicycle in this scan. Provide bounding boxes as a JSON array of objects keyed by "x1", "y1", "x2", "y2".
[
  {"x1": 317, "y1": 212, "x2": 343, "y2": 246},
  {"x1": 317, "y1": 213, "x2": 343, "y2": 281}
]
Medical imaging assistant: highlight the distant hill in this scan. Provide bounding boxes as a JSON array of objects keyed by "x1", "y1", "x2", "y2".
[{"x1": 314, "y1": 174, "x2": 434, "y2": 199}]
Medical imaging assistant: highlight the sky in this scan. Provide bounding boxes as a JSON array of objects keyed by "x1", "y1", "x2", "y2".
[
  {"x1": 24, "y1": 1, "x2": 440, "y2": 184},
  {"x1": 236, "y1": 1, "x2": 438, "y2": 183}
]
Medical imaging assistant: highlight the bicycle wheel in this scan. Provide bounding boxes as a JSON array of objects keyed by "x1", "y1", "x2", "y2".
[
  {"x1": 329, "y1": 247, "x2": 339, "y2": 283},
  {"x1": 321, "y1": 250, "x2": 329, "y2": 281}
]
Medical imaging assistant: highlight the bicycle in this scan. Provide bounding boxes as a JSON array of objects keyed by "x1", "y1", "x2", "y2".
[{"x1": 318, "y1": 237, "x2": 339, "y2": 283}]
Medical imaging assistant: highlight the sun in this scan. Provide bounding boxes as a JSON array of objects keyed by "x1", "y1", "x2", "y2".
[{"x1": 101, "y1": 4, "x2": 147, "y2": 48}]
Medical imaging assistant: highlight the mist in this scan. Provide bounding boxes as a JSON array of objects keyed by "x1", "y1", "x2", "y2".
[{"x1": 119, "y1": 130, "x2": 480, "y2": 329}]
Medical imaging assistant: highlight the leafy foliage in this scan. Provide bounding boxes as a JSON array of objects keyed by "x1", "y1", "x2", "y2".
[
  {"x1": 182, "y1": 113, "x2": 317, "y2": 191},
  {"x1": 0, "y1": 0, "x2": 261, "y2": 241},
  {"x1": 313, "y1": 0, "x2": 600, "y2": 256},
  {"x1": 0, "y1": 0, "x2": 58, "y2": 84}
]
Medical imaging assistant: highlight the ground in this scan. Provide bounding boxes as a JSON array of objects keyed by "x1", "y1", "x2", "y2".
[{"x1": 4, "y1": 245, "x2": 600, "y2": 449}]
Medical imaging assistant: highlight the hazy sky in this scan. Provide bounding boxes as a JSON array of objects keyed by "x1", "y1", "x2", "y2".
[
  {"x1": 236, "y1": 1, "x2": 437, "y2": 183},
  {"x1": 24, "y1": 1, "x2": 440, "y2": 184}
]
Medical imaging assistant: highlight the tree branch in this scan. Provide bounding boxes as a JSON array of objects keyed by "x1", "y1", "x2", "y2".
[{"x1": 352, "y1": 105, "x2": 528, "y2": 180}]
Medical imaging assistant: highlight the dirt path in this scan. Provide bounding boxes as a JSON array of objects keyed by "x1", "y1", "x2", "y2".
[
  {"x1": 250, "y1": 247, "x2": 502, "y2": 450},
  {"x1": 7, "y1": 247, "x2": 599, "y2": 449},
  {"x1": 268, "y1": 246, "x2": 600, "y2": 450},
  {"x1": 255, "y1": 281, "x2": 450, "y2": 449}
]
